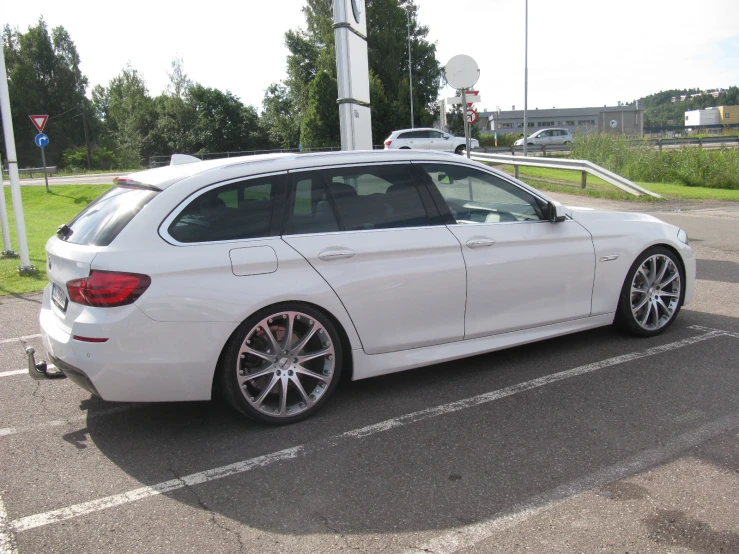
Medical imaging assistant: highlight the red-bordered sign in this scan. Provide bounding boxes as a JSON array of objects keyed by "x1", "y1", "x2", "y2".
[
  {"x1": 30, "y1": 115, "x2": 49, "y2": 133},
  {"x1": 466, "y1": 109, "x2": 479, "y2": 124}
]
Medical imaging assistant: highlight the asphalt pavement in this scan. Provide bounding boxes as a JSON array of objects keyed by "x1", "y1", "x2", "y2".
[{"x1": 0, "y1": 195, "x2": 737, "y2": 553}]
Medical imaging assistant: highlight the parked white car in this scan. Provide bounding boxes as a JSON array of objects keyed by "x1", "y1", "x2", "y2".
[
  {"x1": 514, "y1": 128, "x2": 573, "y2": 146},
  {"x1": 29, "y1": 150, "x2": 694, "y2": 424},
  {"x1": 384, "y1": 128, "x2": 479, "y2": 154}
]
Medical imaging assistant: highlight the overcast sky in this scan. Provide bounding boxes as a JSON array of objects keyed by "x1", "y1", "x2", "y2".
[{"x1": 4, "y1": 0, "x2": 739, "y2": 114}]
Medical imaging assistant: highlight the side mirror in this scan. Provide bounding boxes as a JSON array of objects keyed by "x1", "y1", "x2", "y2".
[
  {"x1": 548, "y1": 201, "x2": 567, "y2": 223},
  {"x1": 444, "y1": 135, "x2": 450, "y2": 140}
]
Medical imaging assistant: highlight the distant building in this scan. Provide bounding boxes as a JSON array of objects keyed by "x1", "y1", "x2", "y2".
[
  {"x1": 684, "y1": 106, "x2": 738, "y2": 127},
  {"x1": 685, "y1": 108, "x2": 720, "y2": 126},
  {"x1": 672, "y1": 89, "x2": 725, "y2": 102},
  {"x1": 485, "y1": 104, "x2": 643, "y2": 137},
  {"x1": 717, "y1": 105, "x2": 738, "y2": 125}
]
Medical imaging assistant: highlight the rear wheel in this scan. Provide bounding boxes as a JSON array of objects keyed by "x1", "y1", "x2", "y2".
[
  {"x1": 616, "y1": 246, "x2": 684, "y2": 337},
  {"x1": 220, "y1": 303, "x2": 343, "y2": 424}
]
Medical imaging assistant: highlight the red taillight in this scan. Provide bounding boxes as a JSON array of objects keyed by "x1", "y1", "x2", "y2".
[
  {"x1": 384, "y1": 140, "x2": 392, "y2": 146},
  {"x1": 67, "y1": 271, "x2": 151, "y2": 307}
]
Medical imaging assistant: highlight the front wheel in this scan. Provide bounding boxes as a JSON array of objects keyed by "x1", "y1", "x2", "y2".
[
  {"x1": 615, "y1": 246, "x2": 684, "y2": 337},
  {"x1": 455, "y1": 145, "x2": 465, "y2": 155},
  {"x1": 220, "y1": 303, "x2": 343, "y2": 424}
]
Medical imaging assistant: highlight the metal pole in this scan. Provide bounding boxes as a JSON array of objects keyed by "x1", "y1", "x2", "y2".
[
  {"x1": 407, "y1": 7, "x2": 414, "y2": 129},
  {"x1": 0, "y1": 47, "x2": 33, "y2": 272},
  {"x1": 41, "y1": 146, "x2": 49, "y2": 192},
  {"x1": 0, "y1": 151, "x2": 15, "y2": 256},
  {"x1": 462, "y1": 89, "x2": 471, "y2": 158},
  {"x1": 523, "y1": 0, "x2": 528, "y2": 157}
]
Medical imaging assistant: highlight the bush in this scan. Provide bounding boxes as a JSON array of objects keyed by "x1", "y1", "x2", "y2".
[
  {"x1": 477, "y1": 133, "x2": 520, "y2": 147},
  {"x1": 62, "y1": 146, "x2": 123, "y2": 171},
  {"x1": 571, "y1": 133, "x2": 739, "y2": 189}
]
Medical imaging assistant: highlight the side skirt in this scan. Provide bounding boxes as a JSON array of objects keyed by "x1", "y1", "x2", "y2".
[{"x1": 351, "y1": 313, "x2": 615, "y2": 380}]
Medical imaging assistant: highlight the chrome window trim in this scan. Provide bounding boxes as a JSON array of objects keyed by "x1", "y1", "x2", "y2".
[
  {"x1": 280, "y1": 224, "x2": 439, "y2": 239},
  {"x1": 158, "y1": 170, "x2": 287, "y2": 247}
]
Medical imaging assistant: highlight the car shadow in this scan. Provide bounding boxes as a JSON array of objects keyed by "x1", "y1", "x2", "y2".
[{"x1": 82, "y1": 310, "x2": 739, "y2": 535}]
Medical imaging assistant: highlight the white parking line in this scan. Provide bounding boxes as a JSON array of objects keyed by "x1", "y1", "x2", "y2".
[
  {"x1": 0, "y1": 335, "x2": 41, "y2": 346},
  {"x1": 7, "y1": 329, "x2": 725, "y2": 533},
  {"x1": 402, "y1": 410, "x2": 739, "y2": 554},
  {"x1": 0, "y1": 493, "x2": 17, "y2": 554},
  {"x1": 688, "y1": 324, "x2": 739, "y2": 339}
]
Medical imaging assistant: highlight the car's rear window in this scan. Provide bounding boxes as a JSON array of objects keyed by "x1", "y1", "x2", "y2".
[{"x1": 62, "y1": 186, "x2": 159, "y2": 246}]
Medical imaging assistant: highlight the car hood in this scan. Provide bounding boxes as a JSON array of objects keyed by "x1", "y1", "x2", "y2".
[{"x1": 565, "y1": 206, "x2": 673, "y2": 232}]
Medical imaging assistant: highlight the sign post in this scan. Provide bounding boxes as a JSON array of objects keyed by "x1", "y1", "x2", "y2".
[
  {"x1": 30, "y1": 115, "x2": 50, "y2": 192},
  {"x1": 0, "y1": 50, "x2": 33, "y2": 273}
]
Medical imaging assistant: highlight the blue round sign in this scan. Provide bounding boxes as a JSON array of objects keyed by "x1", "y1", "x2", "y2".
[{"x1": 35, "y1": 133, "x2": 49, "y2": 148}]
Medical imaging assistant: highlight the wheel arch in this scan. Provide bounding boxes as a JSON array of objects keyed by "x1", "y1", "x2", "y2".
[{"x1": 211, "y1": 300, "x2": 355, "y2": 396}]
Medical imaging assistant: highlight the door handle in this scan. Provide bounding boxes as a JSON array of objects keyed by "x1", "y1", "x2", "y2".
[
  {"x1": 466, "y1": 239, "x2": 496, "y2": 248},
  {"x1": 318, "y1": 249, "x2": 356, "y2": 261}
]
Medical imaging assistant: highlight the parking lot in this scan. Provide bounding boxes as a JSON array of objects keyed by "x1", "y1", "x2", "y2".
[{"x1": 1, "y1": 195, "x2": 738, "y2": 554}]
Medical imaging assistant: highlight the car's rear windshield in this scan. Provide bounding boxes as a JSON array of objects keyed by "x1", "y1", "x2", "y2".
[{"x1": 61, "y1": 185, "x2": 159, "y2": 246}]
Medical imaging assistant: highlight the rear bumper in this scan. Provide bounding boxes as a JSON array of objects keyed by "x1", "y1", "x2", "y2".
[{"x1": 38, "y1": 284, "x2": 235, "y2": 402}]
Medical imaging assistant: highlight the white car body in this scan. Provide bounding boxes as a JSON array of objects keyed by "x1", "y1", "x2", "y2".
[
  {"x1": 384, "y1": 128, "x2": 479, "y2": 153},
  {"x1": 36, "y1": 150, "x2": 695, "y2": 411},
  {"x1": 514, "y1": 128, "x2": 573, "y2": 146}
]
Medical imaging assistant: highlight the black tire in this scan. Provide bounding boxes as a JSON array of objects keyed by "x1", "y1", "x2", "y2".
[
  {"x1": 400, "y1": 146, "x2": 411, "y2": 150},
  {"x1": 615, "y1": 246, "x2": 685, "y2": 337},
  {"x1": 220, "y1": 302, "x2": 343, "y2": 424},
  {"x1": 455, "y1": 145, "x2": 465, "y2": 155}
]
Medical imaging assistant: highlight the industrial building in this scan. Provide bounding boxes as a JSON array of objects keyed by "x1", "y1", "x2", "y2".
[
  {"x1": 483, "y1": 104, "x2": 644, "y2": 137},
  {"x1": 684, "y1": 106, "x2": 739, "y2": 128}
]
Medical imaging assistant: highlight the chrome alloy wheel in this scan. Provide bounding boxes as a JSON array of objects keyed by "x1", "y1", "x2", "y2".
[
  {"x1": 236, "y1": 311, "x2": 335, "y2": 419},
  {"x1": 630, "y1": 254, "x2": 681, "y2": 331}
]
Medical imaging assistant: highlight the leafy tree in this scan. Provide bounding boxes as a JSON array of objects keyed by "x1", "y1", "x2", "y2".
[
  {"x1": 1, "y1": 19, "x2": 88, "y2": 168},
  {"x1": 261, "y1": 83, "x2": 300, "y2": 149},
  {"x1": 300, "y1": 70, "x2": 340, "y2": 147}
]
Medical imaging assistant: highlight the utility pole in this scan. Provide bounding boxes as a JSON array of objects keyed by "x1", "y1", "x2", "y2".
[
  {"x1": 0, "y1": 151, "x2": 16, "y2": 257},
  {"x1": 406, "y1": 6, "x2": 414, "y2": 129},
  {"x1": 0, "y1": 48, "x2": 33, "y2": 273},
  {"x1": 523, "y1": 0, "x2": 529, "y2": 157}
]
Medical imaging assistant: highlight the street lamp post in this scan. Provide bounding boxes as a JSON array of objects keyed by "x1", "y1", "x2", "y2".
[
  {"x1": 406, "y1": 7, "x2": 414, "y2": 129},
  {"x1": 523, "y1": 0, "x2": 528, "y2": 157}
]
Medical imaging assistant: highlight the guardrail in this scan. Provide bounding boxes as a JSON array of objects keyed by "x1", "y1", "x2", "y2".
[
  {"x1": 2, "y1": 166, "x2": 58, "y2": 178},
  {"x1": 469, "y1": 152, "x2": 661, "y2": 198}
]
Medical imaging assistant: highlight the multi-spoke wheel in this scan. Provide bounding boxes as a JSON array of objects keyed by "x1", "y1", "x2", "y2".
[
  {"x1": 616, "y1": 246, "x2": 684, "y2": 337},
  {"x1": 220, "y1": 303, "x2": 343, "y2": 424}
]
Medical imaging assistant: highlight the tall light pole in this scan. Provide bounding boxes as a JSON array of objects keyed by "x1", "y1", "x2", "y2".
[
  {"x1": 523, "y1": 0, "x2": 528, "y2": 157},
  {"x1": 406, "y1": 6, "x2": 414, "y2": 129}
]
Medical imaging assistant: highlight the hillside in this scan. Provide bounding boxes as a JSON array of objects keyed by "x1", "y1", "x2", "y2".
[{"x1": 639, "y1": 86, "x2": 739, "y2": 127}]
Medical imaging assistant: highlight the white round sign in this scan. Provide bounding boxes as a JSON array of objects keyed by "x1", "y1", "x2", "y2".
[
  {"x1": 609, "y1": 119, "x2": 618, "y2": 128},
  {"x1": 444, "y1": 55, "x2": 479, "y2": 89}
]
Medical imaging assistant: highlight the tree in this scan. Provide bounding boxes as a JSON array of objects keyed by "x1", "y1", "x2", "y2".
[
  {"x1": 261, "y1": 84, "x2": 300, "y2": 149},
  {"x1": 300, "y1": 70, "x2": 340, "y2": 147},
  {"x1": 93, "y1": 65, "x2": 156, "y2": 167},
  {"x1": 1, "y1": 19, "x2": 88, "y2": 168}
]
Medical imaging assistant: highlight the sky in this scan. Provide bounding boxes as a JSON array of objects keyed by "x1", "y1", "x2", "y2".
[{"x1": 4, "y1": 0, "x2": 739, "y2": 114}]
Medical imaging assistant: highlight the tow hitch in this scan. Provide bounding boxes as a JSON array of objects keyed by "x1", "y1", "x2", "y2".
[{"x1": 26, "y1": 347, "x2": 66, "y2": 380}]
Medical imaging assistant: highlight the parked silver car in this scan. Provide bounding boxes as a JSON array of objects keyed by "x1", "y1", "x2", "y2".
[
  {"x1": 514, "y1": 128, "x2": 573, "y2": 147},
  {"x1": 384, "y1": 128, "x2": 479, "y2": 154}
]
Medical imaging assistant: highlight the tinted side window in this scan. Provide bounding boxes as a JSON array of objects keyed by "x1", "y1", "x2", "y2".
[
  {"x1": 420, "y1": 164, "x2": 547, "y2": 223},
  {"x1": 168, "y1": 175, "x2": 280, "y2": 243},
  {"x1": 285, "y1": 172, "x2": 340, "y2": 235},
  {"x1": 397, "y1": 132, "x2": 412, "y2": 139},
  {"x1": 320, "y1": 165, "x2": 429, "y2": 231}
]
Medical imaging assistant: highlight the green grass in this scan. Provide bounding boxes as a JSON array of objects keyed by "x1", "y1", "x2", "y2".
[
  {"x1": 491, "y1": 164, "x2": 739, "y2": 201},
  {"x1": 1, "y1": 185, "x2": 111, "y2": 296}
]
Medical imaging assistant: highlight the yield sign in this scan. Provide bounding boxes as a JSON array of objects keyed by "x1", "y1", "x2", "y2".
[{"x1": 29, "y1": 115, "x2": 49, "y2": 133}]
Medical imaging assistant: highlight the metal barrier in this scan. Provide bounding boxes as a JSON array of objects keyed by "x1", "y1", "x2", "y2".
[
  {"x1": 2, "y1": 166, "x2": 58, "y2": 178},
  {"x1": 469, "y1": 152, "x2": 661, "y2": 198}
]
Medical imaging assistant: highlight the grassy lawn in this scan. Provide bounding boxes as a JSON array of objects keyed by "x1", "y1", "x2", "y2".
[
  {"x1": 1, "y1": 185, "x2": 111, "y2": 296},
  {"x1": 491, "y1": 164, "x2": 739, "y2": 201}
]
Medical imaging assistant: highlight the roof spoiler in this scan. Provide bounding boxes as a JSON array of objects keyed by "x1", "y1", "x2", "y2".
[{"x1": 170, "y1": 154, "x2": 202, "y2": 166}]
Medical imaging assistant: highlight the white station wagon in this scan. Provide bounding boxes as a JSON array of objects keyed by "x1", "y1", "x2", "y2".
[{"x1": 28, "y1": 150, "x2": 695, "y2": 424}]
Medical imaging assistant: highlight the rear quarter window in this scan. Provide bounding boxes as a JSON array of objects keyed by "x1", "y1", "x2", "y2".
[{"x1": 63, "y1": 186, "x2": 158, "y2": 246}]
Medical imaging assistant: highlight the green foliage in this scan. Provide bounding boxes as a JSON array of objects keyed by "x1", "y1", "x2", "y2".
[
  {"x1": 1, "y1": 19, "x2": 88, "y2": 168},
  {"x1": 640, "y1": 87, "x2": 739, "y2": 127},
  {"x1": 62, "y1": 146, "x2": 121, "y2": 170},
  {"x1": 477, "y1": 133, "x2": 519, "y2": 147},
  {"x1": 571, "y1": 133, "x2": 739, "y2": 189},
  {"x1": 300, "y1": 71, "x2": 340, "y2": 147},
  {"x1": 261, "y1": 84, "x2": 300, "y2": 149}
]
